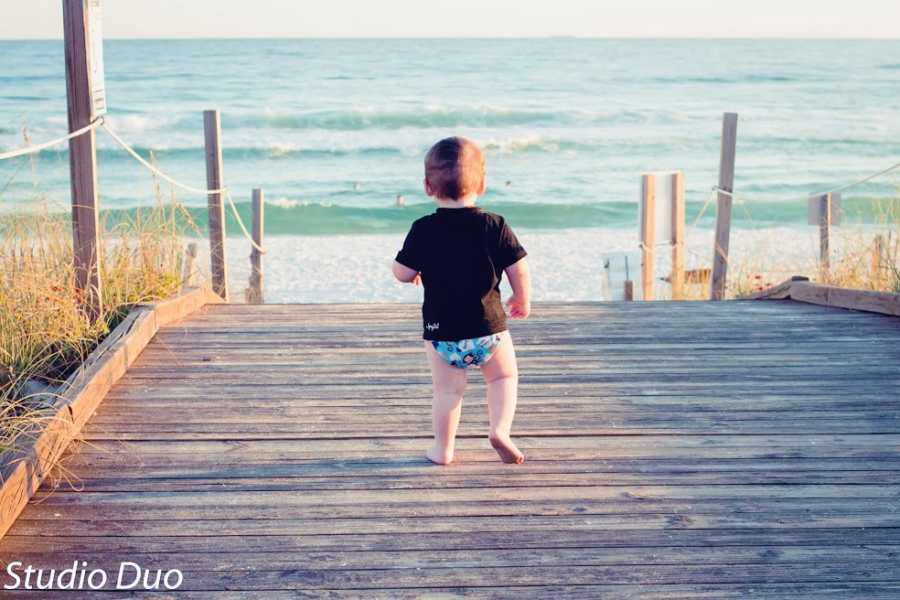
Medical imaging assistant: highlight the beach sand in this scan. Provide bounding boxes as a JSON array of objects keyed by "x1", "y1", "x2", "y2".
[{"x1": 187, "y1": 225, "x2": 883, "y2": 304}]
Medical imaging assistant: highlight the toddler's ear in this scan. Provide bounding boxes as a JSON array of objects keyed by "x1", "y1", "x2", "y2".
[{"x1": 424, "y1": 178, "x2": 434, "y2": 198}]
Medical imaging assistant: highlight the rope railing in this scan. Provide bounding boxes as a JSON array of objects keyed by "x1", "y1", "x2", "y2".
[
  {"x1": 0, "y1": 119, "x2": 103, "y2": 161},
  {"x1": 698, "y1": 154, "x2": 900, "y2": 299},
  {"x1": 0, "y1": 117, "x2": 266, "y2": 254},
  {"x1": 223, "y1": 189, "x2": 266, "y2": 254},
  {"x1": 102, "y1": 122, "x2": 265, "y2": 254},
  {"x1": 100, "y1": 122, "x2": 226, "y2": 196},
  {"x1": 5, "y1": 113, "x2": 897, "y2": 285},
  {"x1": 711, "y1": 158, "x2": 900, "y2": 205}
]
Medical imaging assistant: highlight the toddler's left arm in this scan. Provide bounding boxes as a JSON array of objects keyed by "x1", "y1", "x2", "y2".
[{"x1": 505, "y1": 257, "x2": 531, "y2": 319}]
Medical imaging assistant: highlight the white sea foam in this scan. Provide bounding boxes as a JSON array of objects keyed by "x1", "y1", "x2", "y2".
[
  {"x1": 269, "y1": 197, "x2": 300, "y2": 208},
  {"x1": 267, "y1": 143, "x2": 296, "y2": 158},
  {"x1": 483, "y1": 135, "x2": 560, "y2": 154},
  {"x1": 103, "y1": 114, "x2": 181, "y2": 135}
]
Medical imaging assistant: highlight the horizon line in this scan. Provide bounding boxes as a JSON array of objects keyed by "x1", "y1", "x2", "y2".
[{"x1": 2, "y1": 35, "x2": 900, "y2": 42}]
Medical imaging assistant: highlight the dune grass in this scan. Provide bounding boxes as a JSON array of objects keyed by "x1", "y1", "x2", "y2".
[
  {"x1": 0, "y1": 193, "x2": 189, "y2": 457},
  {"x1": 728, "y1": 198, "x2": 900, "y2": 299},
  {"x1": 726, "y1": 234, "x2": 900, "y2": 299}
]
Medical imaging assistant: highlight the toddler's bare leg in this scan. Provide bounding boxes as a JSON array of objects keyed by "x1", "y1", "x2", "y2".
[
  {"x1": 480, "y1": 333, "x2": 525, "y2": 464},
  {"x1": 424, "y1": 342, "x2": 467, "y2": 465}
]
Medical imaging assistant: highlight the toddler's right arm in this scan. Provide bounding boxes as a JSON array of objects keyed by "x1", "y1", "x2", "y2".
[
  {"x1": 505, "y1": 258, "x2": 531, "y2": 319},
  {"x1": 392, "y1": 260, "x2": 420, "y2": 284}
]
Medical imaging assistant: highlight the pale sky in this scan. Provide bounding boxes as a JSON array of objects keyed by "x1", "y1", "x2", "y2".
[{"x1": 2, "y1": 0, "x2": 899, "y2": 39}]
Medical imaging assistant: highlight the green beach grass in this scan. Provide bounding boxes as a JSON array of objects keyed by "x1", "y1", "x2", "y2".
[
  {"x1": 0, "y1": 188, "x2": 191, "y2": 457},
  {"x1": 728, "y1": 196, "x2": 900, "y2": 299}
]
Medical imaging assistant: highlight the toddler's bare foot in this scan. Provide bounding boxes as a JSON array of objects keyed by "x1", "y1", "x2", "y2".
[
  {"x1": 426, "y1": 444, "x2": 454, "y2": 465},
  {"x1": 489, "y1": 434, "x2": 525, "y2": 464}
]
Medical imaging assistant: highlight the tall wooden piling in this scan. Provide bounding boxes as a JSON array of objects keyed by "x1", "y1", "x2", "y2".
[
  {"x1": 812, "y1": 192, "x2": 840, "y2": 280},
  {"x1": 247, "y1": 188, "x2": 265, "y2": 304},
  {"x1": 710, "y1": 112, "x2": 738, "y2": 301},
  {"x1": 817, "y1": 194, "x2": 832, "y2": 277},
  {"x1": 203, "y1": 109, "x2": 228, "y2": 301},
  {"x1": 640, "y1": 174, "x2": 656, "y2": 301},
  {"x1": 873, "y1": 234, "x2": 885, "y2": 288},
  {"x1": 182, "y1": 242, "x2": 198, "y2": 291},
  {"x1": 63, "y1": 0, "x2": 104, "y2": 320},
  {"x1": 671, "y1": 172, "x2": 686, "y2": 300}
]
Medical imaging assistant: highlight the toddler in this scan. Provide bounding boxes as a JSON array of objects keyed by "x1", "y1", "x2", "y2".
[{"x1": 392, "y1": 137, "x2": 531, "y2": 465}]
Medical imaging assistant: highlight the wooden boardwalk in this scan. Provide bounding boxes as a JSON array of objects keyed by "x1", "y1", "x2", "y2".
[{"x1": 3, "y1": 301, "x2": 900, "y2": 598}]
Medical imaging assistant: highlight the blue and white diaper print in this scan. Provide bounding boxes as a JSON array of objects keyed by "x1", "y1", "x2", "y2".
[{"x1": 432, "y1": 334, "x2": 504, "y2": 369}]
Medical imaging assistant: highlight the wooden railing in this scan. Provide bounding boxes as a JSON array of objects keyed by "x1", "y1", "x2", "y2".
[
  {"x1": 748, "y1": 276, "x2": 900, "y2": 317},
  {"x1": 0, "y1": 287, "x2": 224, "y2": 540}
]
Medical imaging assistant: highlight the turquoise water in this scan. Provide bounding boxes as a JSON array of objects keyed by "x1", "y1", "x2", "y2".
[{"x1": 2, "y1": 39, "x2": 899, "y2": 232}]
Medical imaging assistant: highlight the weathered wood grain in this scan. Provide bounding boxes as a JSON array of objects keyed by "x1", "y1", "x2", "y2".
[
  {"x1": 671, "y1": 171, "x2": 686, "y2": 299},
  {"x1": 204, "y1": 109, "x2": 228, "y2": 301},
  {"x1": 0, "y1": 287, "x2": 222, "y2": 541},
  {"x1": 246, "y1": 187, "x2": 264, "y2": 304},
  {"x1": 711, "y1": 112, "x2": 738, "y2": 300},
  {"x1": 641, "y1": 173, "x2": 656, "y2": 300},
  {"x1": 63, "y1": 0, "x2": 103, "y2": 320},
  {"x1": 29, "y1": 583, "x2": 900, "y2": 600},
  {"x1": 750, "y1": 277, "x2": 900, "y2": 317},
  {"x1": 2, "y1": 300, "x2": 899, "y2": 596}
]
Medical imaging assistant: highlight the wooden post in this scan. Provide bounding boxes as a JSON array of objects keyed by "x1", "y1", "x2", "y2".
[
  {"x1": 873, "y1": 234, "x2": 885, "y2": 288},
  {"x1": 247, "y1": 188, "x2": 265, "y2": 304},
  {"x1": 623, "y1": 280, "x2": 634, "y2": 301},
  {"x1": 670, "y1": 172, "x2": 686, "y2": 300},
  {"x1": 818, "y1": 194, "x2": 830, "y2": 271},
  {"x1": 203, "y1": 109, "x2": 228, "y2": 301},
  {"x1": 640, "y1": 174, "x2": 656, "y2": 301},
  {"x1": 181, "y1": 242, "x2": 198, "y2": 291},
  {"x1": 710, "y1": 112, "x2": 738, "y2": 301},
  {"x1": 815, "y1": 193, "x2": 832, "y2": 279},
  {"x1": 63, "y1": 0, "x2": 103, "y2": 320}
]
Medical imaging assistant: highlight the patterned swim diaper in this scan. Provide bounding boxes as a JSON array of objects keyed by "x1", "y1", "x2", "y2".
[{"x1": 431, "y1": 333, "x2": 505, "y2": 369}]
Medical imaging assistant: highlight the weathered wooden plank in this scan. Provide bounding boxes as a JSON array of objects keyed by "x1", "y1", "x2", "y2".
[
  {"x1": 4, "y1": 300, "x2": 899, "y2": 596},
  {"x1": 2, "y1": 561, "x2": 899, "y2": 591},
  {"x1": 29, "y1": 583, "x2": 900, "y2": 600},
  {"x1": 7, "y1": 545, "x2": 899, "y2": 573},
  {"x1": 10, "y1": 514, "x2": 900, "y2": 539},
  {"x1": 791, "y1": 281, "x2": 900, "y2": 317},
  {"x1": 70, "y1": 421, "x2": 900, "y2": 439},
  {"x1": 86, "y1": 404, "x2": 900, "y2": 421},
  {"x1": 752, "y1": 279, "x2": 900, "y2": 317},
  {"x1": 22, "y1": 483, "x2": 900, "y2": 510},
  {"x1": 30, "y1": 470, "x2": 900, "y2": 493},
  {"x1": 6, "y1": 527, "x2": 899, "y2": 554},
  {"x1": 59, "y1": 447, "x2": 900, "y2": 467},
  {"x1": 0, "y1": 288, "x2": 221, "y2": 541}
]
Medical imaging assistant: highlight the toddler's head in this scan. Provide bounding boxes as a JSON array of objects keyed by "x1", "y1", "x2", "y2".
[{"x1": 424, "y1": 137, "x2": 486, "y2": 202}]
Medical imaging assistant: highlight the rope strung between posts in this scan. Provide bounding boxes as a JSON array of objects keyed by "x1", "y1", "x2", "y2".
[
  {"x1": 101, "y1": 121, "x2": 226, "y2": 196},
  {"x1": 0, "y1": 118, "x2": 103, "y2": 161},
  {"x1": 223, "y1": 188, "x2": 266, "y2": 254},
  {"x1": 711, "y1": 158, "x2": 900, "y2": 205},
  {"x1": 0, "y1": 117, "x2": 267, "y2": 254},
  {"x1": 100, "y1": 121, "x2": 265, "y2": 254},
  {"x1": 683, "y1": 188, "x2": 718, "y2": 262}
]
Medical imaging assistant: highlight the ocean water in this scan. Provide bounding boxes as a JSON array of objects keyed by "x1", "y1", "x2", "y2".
[{"x1": 2, "y1": 39, "x2": 899, "y2": 300}]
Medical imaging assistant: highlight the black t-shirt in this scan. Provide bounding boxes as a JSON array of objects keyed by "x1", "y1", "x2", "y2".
[{"x1": 396, "y1": 207, "x2": 527, "y2": 341}]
